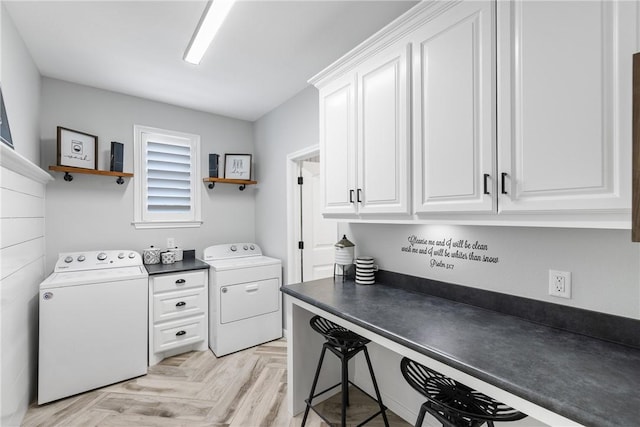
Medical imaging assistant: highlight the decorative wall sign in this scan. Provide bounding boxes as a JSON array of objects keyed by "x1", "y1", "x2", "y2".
[
  {"x1": 224, "y1": 153, "x2": 252, "y2": 180},
  {"x1": 400, "y1": 234, "x2": 499, "y2": 271},
  {"x1": 57, "y1": 126, "x2": 98, "y2": 169},
  {"x1": 0, "y1": 86, "x2": 14, "y2": 149}
]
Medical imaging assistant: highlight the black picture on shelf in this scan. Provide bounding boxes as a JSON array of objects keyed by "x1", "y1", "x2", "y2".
[{"x1": 1, "y1": 86, "x2": 14, "y2": 149}]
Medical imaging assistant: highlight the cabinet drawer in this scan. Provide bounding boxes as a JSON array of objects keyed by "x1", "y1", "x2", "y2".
[
  {"x1": 153, "y1": 315, "x2": 205, "y2": 353},
  {"x1": 153, "y1": 270, "x2": 206, "y2": 293},
  {"x1": 153, "y1": 288, "x2": 206, "y2": 322}
]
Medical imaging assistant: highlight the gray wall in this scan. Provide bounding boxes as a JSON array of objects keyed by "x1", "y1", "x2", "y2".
[
  {"x1": 1, "y1": 4, "x2": 41, "y2": 163},
  {"x1": 40, "y1": 78, "x2": 256, "y2": 271},
  {"x1": 253, "y1": 86, "x2": 319, "y2": 285},
  {"x1": 0, "y1": 5, "x2": 44, "y2": 425},
  {"x1": 345, "y1": 223, "x2": 640, "y2": 319}
]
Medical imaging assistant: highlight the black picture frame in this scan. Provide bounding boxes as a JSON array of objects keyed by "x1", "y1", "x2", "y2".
[
  {"x1": 1, "y1": 86, "x2": 14, "y2": 149},
  {"x1": 57, "y1": 126, "x2": 98, "y2": 169}
]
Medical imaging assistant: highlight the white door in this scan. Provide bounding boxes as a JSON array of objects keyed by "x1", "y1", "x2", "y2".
[
  {"x1": 413, "y1": 1, "x2": 496, "y2": 214},
  {"x1": 497, "y1": 0, "x2": 634, "y2": 212},
  {"x1": 301, "y1": 160, "x2": 337, "y2": 281},
  {"x1": 357, "y1": 43, "x2": 411, "y2": 215},
  {"x1": 319, "y1": 74, "x2": 358, "y2": 215}
]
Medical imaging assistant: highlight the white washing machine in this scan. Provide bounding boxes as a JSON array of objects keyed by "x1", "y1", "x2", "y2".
[
  {"x1": 204, "y1": 243, "x2": 282, "y2": 357},
  {"x1": 38, "y1": 250, "x2": 148, "y2": 404}
]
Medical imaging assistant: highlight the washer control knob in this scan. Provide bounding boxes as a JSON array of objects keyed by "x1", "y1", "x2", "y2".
[
  {"x1": 97, "y1": 252, "x2": 107, "y2": 261},
  {"x1": 128, "y1": 252, "x2": 136, "y2": 259},
  {"x1": 64, "y1": 256, "x2": 73, "y2": 263},
  {"x1": 77, "y1": 255, "x2": 86, "y2": 262},
  {"x1": 250, "y1": 245, "x2": 255, "y2": 250},
  {"x1": 243, "y1": 245, "x2": 248, "y2": 250},
  {"x1": 118, "y1": 252, "x2": 125, "y2": 259},
  {"x1": 230, "y1": 245, "x2": 237, "y2": 252}
]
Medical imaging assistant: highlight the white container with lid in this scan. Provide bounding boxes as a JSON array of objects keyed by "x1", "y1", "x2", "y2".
[{"x1": 334, "y1": 235, "x2": 355, "y2": 265}]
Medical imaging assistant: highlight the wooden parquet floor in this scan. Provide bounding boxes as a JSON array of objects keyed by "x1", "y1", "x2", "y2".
[{"x1": 22, "y1": 340, "x2": 410, "y2": 427}]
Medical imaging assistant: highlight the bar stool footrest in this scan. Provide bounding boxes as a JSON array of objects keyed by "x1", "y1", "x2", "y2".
[{"x1": 304, "y1": 382, "x2": 388, "y2": 427}]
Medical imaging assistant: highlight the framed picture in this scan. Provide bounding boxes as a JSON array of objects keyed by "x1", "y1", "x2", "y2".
[
  {"x1": 57, "y1": 126, "x2": 98, "y2": 169},
  {"x1": 224, "y1": 153, "x2": 252, "y2": 180},
  {"x1": 0, "y1": 86, "x2": 14, "y2": 149}
]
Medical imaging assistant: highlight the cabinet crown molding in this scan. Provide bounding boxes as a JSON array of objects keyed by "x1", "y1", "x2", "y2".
[{"x1": 308, "y1": 0, "x2": 459, "y2": 88}]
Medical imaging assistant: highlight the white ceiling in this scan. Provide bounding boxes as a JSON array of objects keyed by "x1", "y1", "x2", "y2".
[{"x1": 5, "y1": 0, "x2": 417, "y2": 122}]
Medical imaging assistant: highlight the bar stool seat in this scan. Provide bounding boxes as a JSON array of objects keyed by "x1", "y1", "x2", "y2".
[
  {"x1": 302, "y1": 316, "x2": 389, "y2": 427},
  {"x1": 400, "y1": 357, "x2": 526, "y2": 427}
]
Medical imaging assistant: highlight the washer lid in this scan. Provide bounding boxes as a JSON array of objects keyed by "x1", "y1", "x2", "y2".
[
  {"x1": 41, "y1": 266, "x2": 148, "y2": 289},
  {"x1": 207, "y1": 255, "x2": 281, "y2": 271}
]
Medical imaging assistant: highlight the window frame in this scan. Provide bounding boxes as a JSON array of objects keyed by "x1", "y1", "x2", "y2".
[{"x1": 133, "y1": 124, "x2": 202, "y2": 229}]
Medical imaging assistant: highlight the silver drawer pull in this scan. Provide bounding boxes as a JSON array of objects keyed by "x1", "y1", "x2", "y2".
[
  {"x1": 245, "y1": 284, "x2": 258, "y2": 293},
  {"x1": 176, "y1": 330, "x2": 186, "y2": 337},
  {"x1": 175, "y1": 301, "x2": 186, "y2": 307},
  {"x1": 175, "y1": 279, "x2": 186, "y2": 285}
]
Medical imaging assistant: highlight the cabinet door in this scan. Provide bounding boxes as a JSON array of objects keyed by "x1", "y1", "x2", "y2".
[
  {"x1": 497, "y1": 0, "x2": 635, "y2": 213},
  {"x1": 319, "y1": 74, "x2": 358, "y2": 215},
  {"x1": 413, "y1": 1, "x2": 496, "y2": 213},
  {"x1": 357, "y1": 44, "x2": 411, "y2": 215}
]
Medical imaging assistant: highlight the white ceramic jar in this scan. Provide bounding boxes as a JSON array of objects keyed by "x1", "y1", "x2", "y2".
[{"x1": 334, "y1": 235, "x2": 355, "y2": 265}]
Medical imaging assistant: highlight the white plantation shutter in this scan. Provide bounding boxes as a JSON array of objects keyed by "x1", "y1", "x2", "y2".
[
  {"x1": 134, "y1": 125, "x2": 201, "y2": 228},
  {"x1": 146, "y1": 141, "x2": 191, "y2": 213}
]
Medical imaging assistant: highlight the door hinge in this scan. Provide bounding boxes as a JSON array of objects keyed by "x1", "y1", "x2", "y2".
[
  {"x1": 298, "y1": 241, "x2": 304, "y2": 250},
  {"x1": 298, "y1": 176, "x2": 303, "y2": 185}
]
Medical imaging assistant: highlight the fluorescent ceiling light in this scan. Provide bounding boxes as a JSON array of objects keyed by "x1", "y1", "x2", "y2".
[{"x1": 184, "y1": 0, "x2": 236, "y2": 65}]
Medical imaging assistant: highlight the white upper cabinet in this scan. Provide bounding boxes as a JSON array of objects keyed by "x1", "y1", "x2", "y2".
[
  {"x1": 412, "y1": 1, "x2": 496, "y2": 213},
  {"x1": 317, "y1": 43, "x2": 411, "y2": 216},
  {"x1": 311, "y1": 0, "x2": 637, "y2": 227},
  {"x1": 319, "y1": 74, "x2": 357, "y2": 215},
  {"x1": 357, "y1": 44, "x2": 411, "y2": 215},
  {"x1": 497, "y1": 0, "x2": 635, "y2": 213}
]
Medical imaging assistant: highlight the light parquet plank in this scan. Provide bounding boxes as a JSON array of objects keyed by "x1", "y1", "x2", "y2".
[{"x1": 22, "y1": 340, "x2": 410, "y2": 427}]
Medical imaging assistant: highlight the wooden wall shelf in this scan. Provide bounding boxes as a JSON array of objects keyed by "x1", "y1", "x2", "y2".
[
  {"x1": 203, "y1": 177, "x2": 257, "y2": 191},
  {"x1": 49, "y1": 165, "x2": 133, "y2": 184}
]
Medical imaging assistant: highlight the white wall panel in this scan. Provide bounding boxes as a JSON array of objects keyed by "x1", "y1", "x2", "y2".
[{"x1": 0, "y1": 218, "x2": 45, "y2": 249}]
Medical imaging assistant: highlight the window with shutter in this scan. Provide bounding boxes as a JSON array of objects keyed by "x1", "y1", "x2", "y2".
[{"x1": 133, "y1": 125, "x2": 202, "y2": 229}]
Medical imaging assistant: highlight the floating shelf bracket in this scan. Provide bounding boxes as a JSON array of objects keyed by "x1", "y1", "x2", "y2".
[{"x1": 204, "y1": 178, "x2": 256, "y2": 191}]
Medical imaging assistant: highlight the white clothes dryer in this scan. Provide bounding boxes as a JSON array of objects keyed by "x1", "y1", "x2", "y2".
[{"x1": 203, "y1": 243, "x2": 282, "y2": 357}]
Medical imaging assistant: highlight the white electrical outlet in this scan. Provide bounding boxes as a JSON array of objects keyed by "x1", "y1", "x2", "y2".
[
  {"x1": 549, "y1": 270, "x2": 571, "y2": 299},
  {"x1": 167, "y1": 237, "x2": 175, "y2": 249}
]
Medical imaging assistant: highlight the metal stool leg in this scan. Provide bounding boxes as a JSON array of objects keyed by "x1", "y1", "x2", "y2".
[
  {"x1": 342, "y1": 351, "x2": 348, "y2": 426},
  {"x1": 363, "y1": 347, "x2": 389, "y2": 427},
  {"x1": 301, "y1": 345, "x2": 328, "y2": 427},
  {"x1": 414, "y1": 403, "x2": 428, "y2": 427}
]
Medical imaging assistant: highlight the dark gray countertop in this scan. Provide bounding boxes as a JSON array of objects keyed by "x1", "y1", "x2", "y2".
[
  {"x1": 281, "y1": 278, "x2": 640, "y2": 427},
  {"x1": 144, "y1": 258, "x2": 210, "y2": 275}
]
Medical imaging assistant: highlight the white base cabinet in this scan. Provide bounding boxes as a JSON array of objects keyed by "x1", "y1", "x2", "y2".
[{"x1": 148, "y1": 269, "x2": 209, "y2": 366}]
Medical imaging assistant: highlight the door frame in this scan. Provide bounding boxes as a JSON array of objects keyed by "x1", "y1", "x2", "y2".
[{"x1": 285, "y1": 145, "x2": 320, "y2": 285}]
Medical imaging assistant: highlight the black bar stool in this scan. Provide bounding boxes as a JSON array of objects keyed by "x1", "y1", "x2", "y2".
[
  {"x1": 301, "y1": 315, "x2": 389, "y2": 427},
  {"x1": 400, "y1": 357, "x2": 526, "y2": 427}
]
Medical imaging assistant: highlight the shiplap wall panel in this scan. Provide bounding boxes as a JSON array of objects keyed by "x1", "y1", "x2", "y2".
[
  {"x1": 1, "y1": 188, "x2": 45, "y2": 218},
  {"x1": 0, "y1": 238, "x2": 45, "y2": 281},
  {"x1": 1, "y1": 167, "x2": 46, "y2": 199},
  {"x1": 1, "y1": 257, "x2": 44, "y2": 423},
  {"x1": 0, "y1": 218, "x2": 45, "y2": 249},
  {"x1": 1, "y1": 145, "x2": 52, "y2": 426}
]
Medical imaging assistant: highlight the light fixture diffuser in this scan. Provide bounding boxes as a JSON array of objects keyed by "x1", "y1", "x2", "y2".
[{"x1": 184, "y1": 0, "x2": 236, "y2": 65}]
